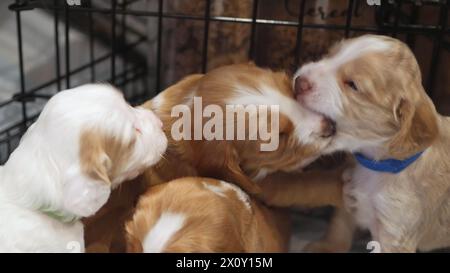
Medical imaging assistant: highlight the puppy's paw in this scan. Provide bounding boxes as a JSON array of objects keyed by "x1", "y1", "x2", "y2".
[
  {"x1": 341, "y1": 167, "x2": 354, "y2": 184},
  {"x1": 342, "y1": 177, "x2": 358, "y2": 214}
]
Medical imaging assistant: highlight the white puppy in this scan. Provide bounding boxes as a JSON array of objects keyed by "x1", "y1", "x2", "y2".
[{"x1": 0, "y1": 84, "x2": 167, "y2": 253}]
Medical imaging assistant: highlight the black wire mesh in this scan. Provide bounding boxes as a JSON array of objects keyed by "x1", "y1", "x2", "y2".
[{"x1": 1, "y1": 0, "x2": 449, "y2": 164}]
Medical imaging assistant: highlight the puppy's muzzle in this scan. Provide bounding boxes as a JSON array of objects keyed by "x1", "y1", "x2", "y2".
[
  {"x1": 294, "y1": 76, "x2": 314, "y2": 97},
  {"x1": 321, "y1": 118, "x2": 336, "y2": 138}
]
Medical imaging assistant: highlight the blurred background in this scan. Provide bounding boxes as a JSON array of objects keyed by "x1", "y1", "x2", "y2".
[{"x1": 0, "y1": 0, "x2": 448, "y2": 252}]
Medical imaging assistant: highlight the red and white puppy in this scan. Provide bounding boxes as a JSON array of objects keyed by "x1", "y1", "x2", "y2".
[
  {"x1": 126, "y1": 177, "x2": 290, "y2": 253},
  {"x1": 0, "y1": 84, "x2": 167, "y2": 252}
]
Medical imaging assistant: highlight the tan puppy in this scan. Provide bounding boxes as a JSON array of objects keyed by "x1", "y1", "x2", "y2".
[
  {"x1": 265, "y1": 35, "x2": 450, "y2": 253},
  {"x1": 125, "y1": 177, "x2": 290, "y2": 253}
]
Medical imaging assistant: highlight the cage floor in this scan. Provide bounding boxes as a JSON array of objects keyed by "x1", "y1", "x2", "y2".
[{"x1": 289, "y1": 211, "x2": 368, "y2": 253}]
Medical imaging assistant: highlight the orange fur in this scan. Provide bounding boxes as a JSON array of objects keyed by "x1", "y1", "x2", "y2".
[{"x1": 125, "y1": 177, "x2": 290, "y2": 253}]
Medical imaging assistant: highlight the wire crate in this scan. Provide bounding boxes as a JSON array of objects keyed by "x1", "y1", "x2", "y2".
[{"x1": 1, "y1": 0, "x2": 449, "y2": 164}]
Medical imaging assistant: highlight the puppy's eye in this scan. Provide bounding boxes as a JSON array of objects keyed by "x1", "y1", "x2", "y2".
[{"x1": 344, "y1": 80, "x2": 358, "y2": 92}]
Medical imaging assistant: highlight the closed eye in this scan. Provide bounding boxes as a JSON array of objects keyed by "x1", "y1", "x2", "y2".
[{"x1": 344, "y1": 80, "x2": 358, "y2": 92}]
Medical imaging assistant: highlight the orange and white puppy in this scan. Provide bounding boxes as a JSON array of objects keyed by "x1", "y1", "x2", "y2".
[
  {"x1": 125, "y1": 177, "x2": 290, "y2": 253},
  {"x1": 144, "y1": 63, "x2": 335, "y2": 194},
  {"x1": 0, "y1": 84, "x2": 167, "y2": 253},
  {"x1": 291, "y1": 35, "x2": 450, "y2": 252}
]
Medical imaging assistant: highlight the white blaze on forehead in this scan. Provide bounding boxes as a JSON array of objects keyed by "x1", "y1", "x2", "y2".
[
  {"x1": 143, "y1": 212, "x2": 186, "y2": 253},
  {"x1": 327, "y1": 36, "x2": 391, "y2": 68},
  {"x1": 229, "y1": 84, "x2": 321, "y2": 145},
  {"x1": 202, "y1": 180, "x2": 252, "y2": 211}
]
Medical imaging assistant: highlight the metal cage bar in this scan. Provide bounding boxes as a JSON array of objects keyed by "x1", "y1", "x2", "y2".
[
  {"x1": 2, "y1": 0, "x2": 450, "y2": 164},
  {"x1": 14, "y1": 0, "x2": 27, "y2": 134},
  {"x1": 64, "y1": 4, "x2": 71, "y2": 89},
  {"x1": 427, "y1": 0, "x2": 449, "y2": 97},
  {"x1": 345, "y1": 0, "x2": 355, "y2": 38},
  {"x1": 249, "y1": 0, "x2": 259, "y2": 60},
  {"x1": 294, "y1": 0, "x2": 306, "y2": 64},
  {"x1": 53, "y1": 0, "x2": 61, "y2": 91},
  {"x1": 202, "y1": 0, "x2": 211, "y2": 73}
]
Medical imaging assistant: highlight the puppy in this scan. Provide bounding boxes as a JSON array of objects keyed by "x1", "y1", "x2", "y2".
[
  {"x1": 144, "y1": 63, "x2": 335, "y2": 193},
  {"x1": 290, "y1": 35, "x2": 449, "y2": 252},
  {"x1": 85, "y1": 63, "x2": 336, "y2": 252},
  {"x1": 125, "y1": 177, "x2": 290, "y2": 253},
  {"x1": 0, "y1": 84, "x2": 167, "y2": 252}
]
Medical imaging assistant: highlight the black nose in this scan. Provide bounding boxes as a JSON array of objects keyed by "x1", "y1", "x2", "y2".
[{"x1": 294, "y1": 76, "x2": 313, "y2": 95}]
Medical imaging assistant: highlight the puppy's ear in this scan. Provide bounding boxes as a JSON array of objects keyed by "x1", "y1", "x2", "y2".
[
  {"x1": 80, "y1": 132, "x2": 112, "y2": 185},
  {"x1": 223, "y1": 148, "x2": 262, "y2": 195},
  {"x1": 388, "y1": 97, "x2": 438, "y2": 159},
  {"x1": 62, "y1": 132, "x2": 113, "y2": 217},
  {"x1": 196, "y1": 141, "x2": 261, "y2": 195}
]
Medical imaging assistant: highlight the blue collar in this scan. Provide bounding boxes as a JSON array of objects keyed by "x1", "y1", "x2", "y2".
[{"x1": 354, "y1": 151, "x2": 424, "y2": 174}]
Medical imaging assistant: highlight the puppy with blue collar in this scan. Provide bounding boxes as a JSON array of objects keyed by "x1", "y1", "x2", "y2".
[
  {"x1": 263, "y1": 35, "x2": 449, "y2": 253},
  {"x1": 293, "y1": 35, "x2": 450, "y2": 253}
]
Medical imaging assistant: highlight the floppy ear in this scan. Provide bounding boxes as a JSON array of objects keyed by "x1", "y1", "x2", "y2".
[
  {"x1": 62, "y1": 132, "x2": 113, "y2": 217},
  {"x1": 82, "y1": 151, "x2": 112, "y2": 185},
  {"x1": 79, "y1": 132, "x2": 112, "y2": 185},
  {"x1": 388, "y1": 97, "x2": 438, "y2": 159},
  {"x1": 196, "y1": 141, "x2": 262, "y2": 195},
  {"x1": 62, "y1": 162, "x2": 112, "y2": 217},
  {"x1": 223, "y1": 150, "x2": 262, "y2": 195}
]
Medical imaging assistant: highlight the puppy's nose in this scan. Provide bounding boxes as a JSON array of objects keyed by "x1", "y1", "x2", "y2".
[
  {"x1": 321, "y1": 118, "x2": 336, "y2": 138},
  {"x1": 294, "y1": 76, "x2": 313, "y2": 95}
]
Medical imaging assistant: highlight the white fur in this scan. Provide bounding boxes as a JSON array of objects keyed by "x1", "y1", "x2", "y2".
[
  {"x1": 0, "y1": 84, "x2": 167, "y2": 252},
  {"x1": 203, "y1": 182, "x2": 228, "y2": 197},
  {"x1": 202, "y1": 180, "x2": 251, "y2": 211},
  {"x1": 343, "y1": 166, "x2": 384, "y2": 232},
  {"x1": 149, "y1": 92, "x2": 165, "y2": 116},
  {"x1": 220, "y1": 181, "x2": 252, "y2": 211},
  {"x1": 326, "y1": 37, "x2": 389, "y2": 68},
  {"x1": 254, "y1": 168, "x2": 270, "y2": 181},
  {"x1": 293, "y1": 36, "x2": 390, "y2": 121},
  {"x1": 143, "y1": 212, "x2": 186, "y2": 253},
  {"x1": 229, "y1": 84, "x2": 328, "y2": 145}
]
